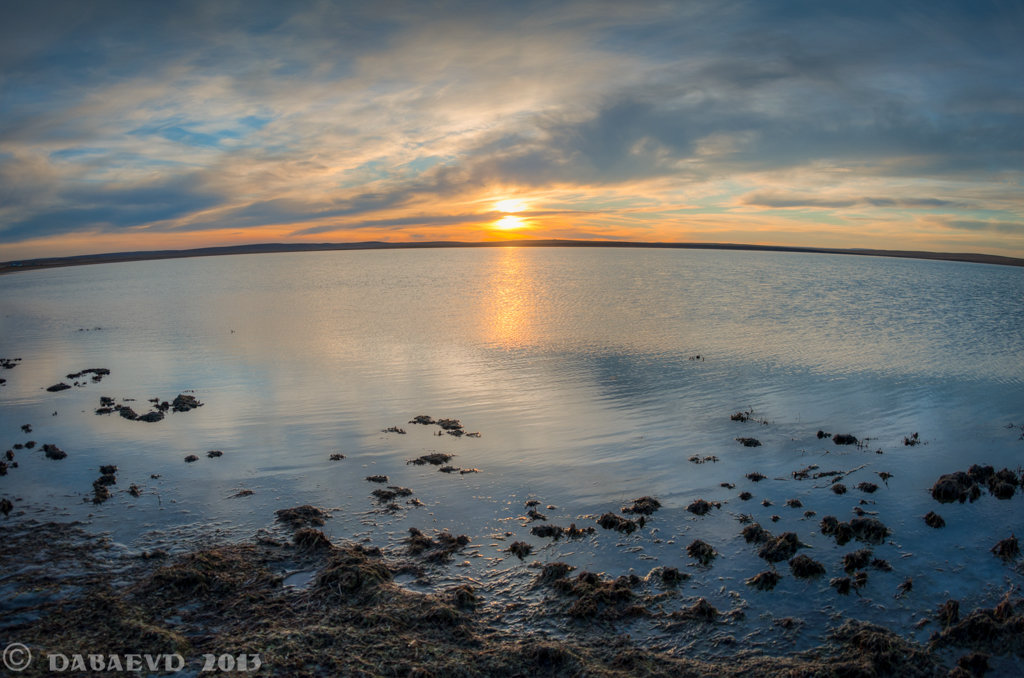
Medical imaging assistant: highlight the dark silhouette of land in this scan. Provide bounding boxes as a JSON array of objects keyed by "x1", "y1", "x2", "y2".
[{"x1": 3, "y1": 239, "x2": 1022, "y2": 274}]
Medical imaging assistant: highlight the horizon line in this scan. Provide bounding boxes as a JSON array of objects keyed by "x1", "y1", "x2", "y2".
[{"x1": 3, "y1": 239, "x2": 1023, "y2": 274}]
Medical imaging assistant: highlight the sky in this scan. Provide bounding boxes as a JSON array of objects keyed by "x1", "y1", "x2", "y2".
[{"x1": 1, "y1": 0, "x2": 1023, "y2": 260}]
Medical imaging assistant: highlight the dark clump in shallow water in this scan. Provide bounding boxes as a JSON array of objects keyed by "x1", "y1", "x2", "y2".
[
  {"x1": 830, "y1": 577, "x2": 853, "y2": 595},
  {"x1": 206, "y1": 450, "x2": 222, "y2": 458},
  {"x1": 95, "y1": 472, "x2": 116, "y2": 487},
  {"x1": 991, "y1": 535, "x2": 1019, "y2": 560},
  {"x1": 548, "y1": 571, "x2": 647, "y2": 621},
  {"x1": 509, "y1": 541, "x2": 532, "y2": 559},
  {"x1": 43, "y1": 443, "x2": 67, "y2": 460},
  {"x1": 531, "y1": 524, "x2": 564, "y2": 539},
  {"x1": 658, "y1": 566, "x2": 689, "y2": 586},
  {"x1": 924, "y1": 511, "x2": 946, "y2": 528},
  {"x1": 622, "y1": 496, "x2": 661, "y2": 515},
  {"x1": 736, "y1": 437, "x2": 761, "y2": 447},
  {"x1": 758, "y1": 533, "x2": 805, "y2": 562},
  {"x1": 275, "y1": 505, "x2": 330, "y2": 528},
  {"x1": 746, "y1": 472, "x2": 766, "y2": 482},
  {"x1": 597, "y1": 512, "x2": 639, "y2": 534},
  {"x1": 686, "y1": 498, "x2": 717, "y2": 516},
  {"x1": 937, "y1": 599, "x2": 961, "y2": 627},
  {"x1": 843, "y1": 549, "x2": 872, "y2": 573},
  {"x1": 0, "y1": 497, "x2": 12, "y2": 515},
  {"x1": 408, "y1": 453, "x2": 453, "y2": 466},
  {"x1": 171, "y1": 394, "x2": 203, "y2": 412},
  {"x1": 184, "y1": 454, "x2": 199, "y2": 463},
  {"x1": 372, "y1": 486, "x2": 413, "y2": 503},
  {"x1": 536, "y1": 562, "x2": 575, "y2": 583},
  {"x1": 739, "y1": 491, "x2": 753, "y2": 501},
  {"x1": 366, "y1": 474, "x2": 389, "y2": 483},
  {"x1": 671, "y1": 597, "x2": 719, "y2": 621},
  {"x1": 742, "y1": 523, "x2": 771, "y2": 544},
  {"x1": 91, "y1": 481, "x2": 111, "y2": 504},
  {"x1": 294, "y1": 528, "x2": 334, "y2": 552},
  {"x1": 832, "y1": 433, "x2": 858, "y2": 445},
  {"x1": 408, "y1": 415, "x2": 435, "y2": 425},
  {"x1": 46, "y1": 382, "x2": 72, "y2": 392},
  {"x1": 968, "y1": 464, "x2": 995, "y2": 484},
  {"x1": 832, "y1": 482, "x2": 847, "y2": 495},
  {"x1": 687, "y1": 539, "x2": 716, "y2": 565},
  {"x1": 931, "y1": 471, "x2": 981, "y2": 504},
  {"x1": 315, "y1": 544, "x2": 392, "y2": 599},
  {"x1": 564, "y1": 523, "x2": 596, "y2": 539},
  {"x1": 789, "y1": 554, "x2": 826, "y2": 579},
  {"x1": 747, "y1": 570, "x2": 781, "y2": 591},
  {"x1": 405, "y1": 528, "x2": 469, "y2": 563},
  {"x1": 931, "y1": 593, "x2": 1024, "y2": 657},
  {"x1": 850, "y1": 516, "x2": 891, "y2": 544},
  {"x1": 856, "y1": 482, "x2": 878, "y2": 493}
]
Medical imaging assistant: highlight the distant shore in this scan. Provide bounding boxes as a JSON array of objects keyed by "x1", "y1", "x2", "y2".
[{"x1": 3, "y1": 239, "x2": 1023, "y2": 275}]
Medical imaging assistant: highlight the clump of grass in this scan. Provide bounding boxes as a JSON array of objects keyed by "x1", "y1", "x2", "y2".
[
  {"x1": 687, "y1": 539, "x2": 716, "y2": 565},
  {"x1": 315, "y1": 545, "x2": 392, "y2": 599},
  {"x1": 789, "y1": 554, "x2": 826, "y2": 579},
  {"x1": 843, "y1": 548, "x2": 872, "y2": 573},
  {"x1": 408, "y1": 453, "x2": 453, "y2": 466},
  {"x1": 622, "y1": 496, "x2": 661, "y2": 515},
  {"x1": 931, "y1": 471, "x2": 981, "y2": 503},
  {"x1": 544, "y1": 570, "x2": 647, "y2": 620},
  {"x1": 405, "y1": 527, "x2": 469, "y2": 563},
  {"x1": 671, "y1": 597, "x2": 719, "y2": 621},
  {"x1": 686, "y1": 498, "x2": 714, "y2": 515},
  {"x1": 742, "y1": 523, "x2": 771, "y2": 544},
  {"x1": 294, "y1": 528, "x2": 334, "y2": 552},
  {"x1": 531, "y1": 524, "x2": 564, "y2": 539},
  {"x1": 275, "y1": 505, "x2": 330, "y2": 528},
  {"x1": 992, "y1": 534, "x2": 1020, "y2": 560},
  {"x1": 746, "y1": 570, "x2": 781, "y2": 591},
  {"x1": 597, "y1": 512, "x2": 639, "y2": 533},
  {"x1": 758, "y1": 533, "x2": 805, "y2": 563}
]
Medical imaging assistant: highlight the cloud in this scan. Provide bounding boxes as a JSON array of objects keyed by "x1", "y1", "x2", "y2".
[
  {"x1": 742, "y1": 193, "x2": 969, "y2": 210},
  {"x1": 0, "y1": 1, "x2": 1022, "y2": 256}
]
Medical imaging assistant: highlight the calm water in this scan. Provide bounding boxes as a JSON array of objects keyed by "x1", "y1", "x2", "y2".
[{"x1": 1, "y1": 247, "x2": 1023, "y2": 658}]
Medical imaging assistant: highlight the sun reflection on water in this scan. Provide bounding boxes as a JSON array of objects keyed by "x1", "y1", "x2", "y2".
[{"x1": 482, "y1": 247, "x2": 538, "y2": 349}]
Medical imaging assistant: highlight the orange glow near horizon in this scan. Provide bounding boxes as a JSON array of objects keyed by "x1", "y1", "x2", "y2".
[{"x1": 493, "y1": 215, "x2": 527, "y2": 231}]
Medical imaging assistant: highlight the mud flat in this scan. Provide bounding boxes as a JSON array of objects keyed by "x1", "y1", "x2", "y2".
[{"x1": 2, "y1": 516, "x2": 1021, "y2": 677}]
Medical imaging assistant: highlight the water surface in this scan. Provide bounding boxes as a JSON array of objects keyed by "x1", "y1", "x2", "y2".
[{"x1": 1, "y1": 247, "x2": 1022, "y2": 659}]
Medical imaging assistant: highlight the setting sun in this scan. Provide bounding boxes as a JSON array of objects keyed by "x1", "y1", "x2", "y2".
[{"x1": 494, "y1": 215, "x2": 526, "y2": 230}]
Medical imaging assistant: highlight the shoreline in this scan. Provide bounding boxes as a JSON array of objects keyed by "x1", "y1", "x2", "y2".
[
  {"x1": 3, "y1": 239, "x2": 1024, "y2": 276},
  {"x1": 2, "y1": 514, "x2": 1017, "y2": 677}
]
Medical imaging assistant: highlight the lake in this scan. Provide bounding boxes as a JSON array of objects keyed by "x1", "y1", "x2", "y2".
[{"x1": 1, "y1": 247, "x2": 1022, "y2": 660}]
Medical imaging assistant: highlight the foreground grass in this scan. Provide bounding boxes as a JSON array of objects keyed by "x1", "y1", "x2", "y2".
[{"x1": 2, "y1": 520, "x2": 1019, "y2": 677}]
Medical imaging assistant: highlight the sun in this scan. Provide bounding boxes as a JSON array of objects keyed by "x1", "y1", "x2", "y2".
[
  {"x1": 494, "y1": 215, "x2": 526, "y2": 230},
  {"x1": 495, "y1": 198, "x2": 526, "y2": 213}
]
